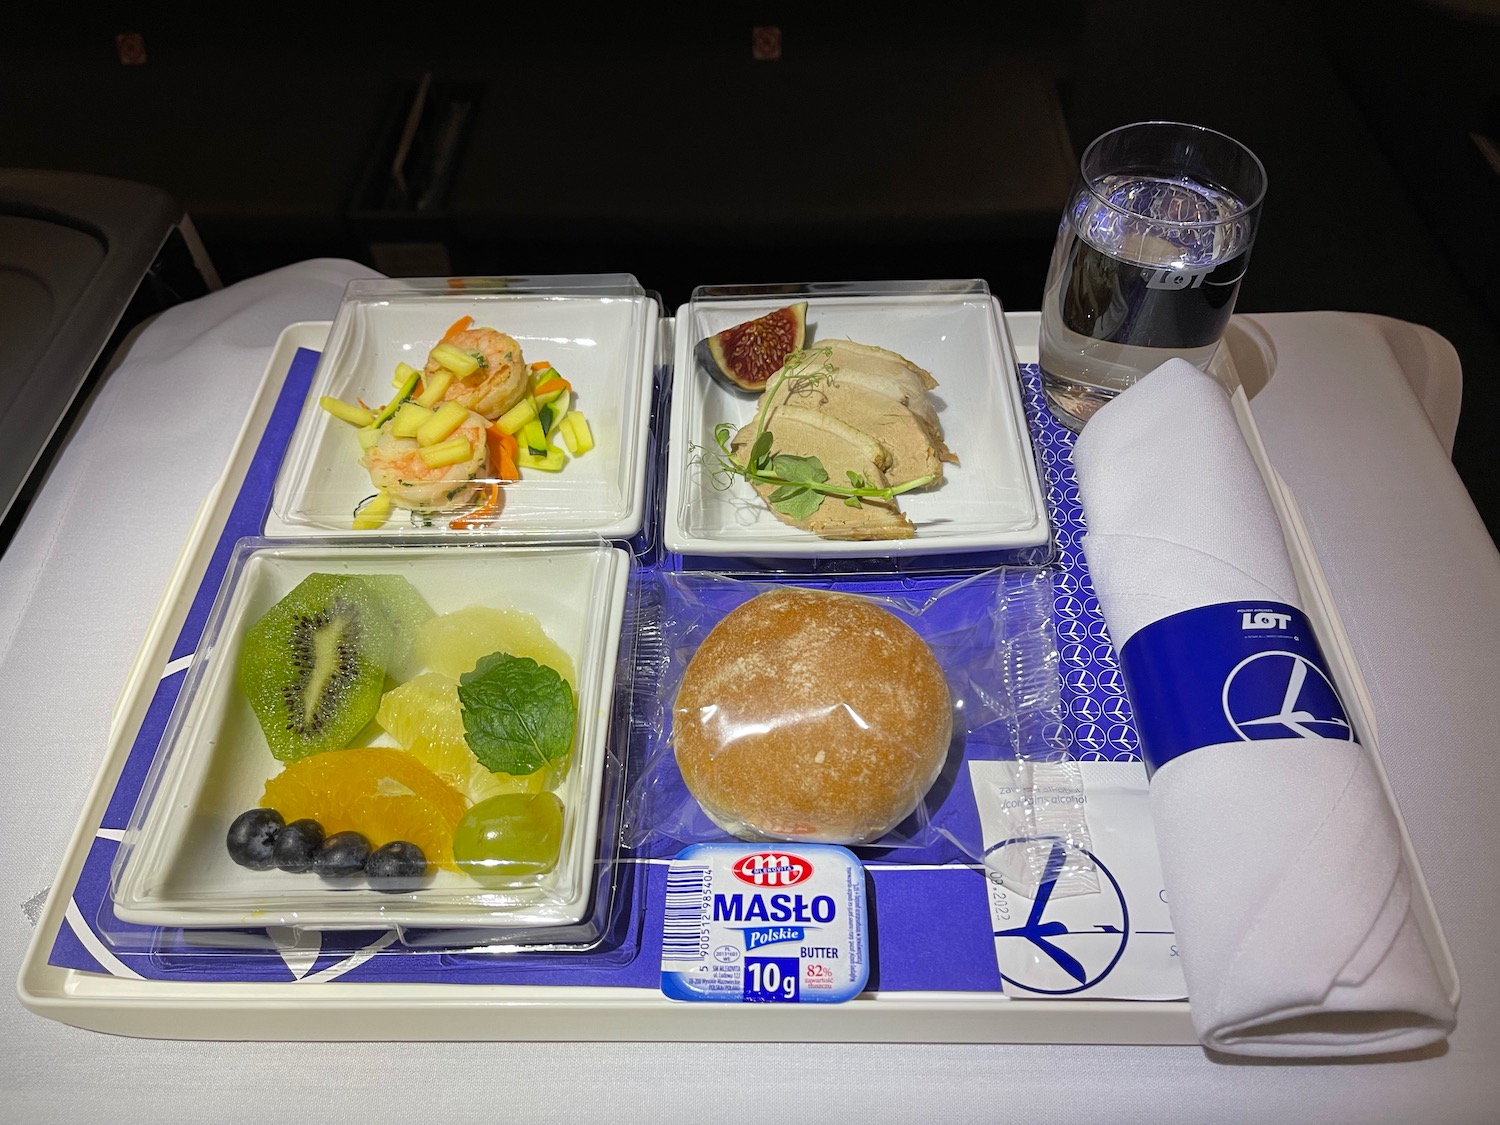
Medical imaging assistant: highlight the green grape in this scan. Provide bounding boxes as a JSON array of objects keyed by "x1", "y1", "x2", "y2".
[{"x1": 452, "y1": 792, "x2": 565, "y2": 885}]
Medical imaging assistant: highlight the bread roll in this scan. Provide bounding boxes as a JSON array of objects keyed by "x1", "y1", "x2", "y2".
[{"x1": 672, "y1": 587, "x2": 953, "y2": 844}]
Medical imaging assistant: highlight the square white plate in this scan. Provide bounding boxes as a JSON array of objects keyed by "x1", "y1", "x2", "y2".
[
  {"x1": 662, "y1": 283, "x2": 1049, "y2": 558},
  {"x1": 267, "y1": 276, "x2": 658, "y2": 539},
  {"x1": 110, "y1": 539, "x2": 631, "y2": 931}
]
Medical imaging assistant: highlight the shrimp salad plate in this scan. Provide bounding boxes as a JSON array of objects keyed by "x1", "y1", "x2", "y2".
[{"x1": 267, "y1": 276, "x2": 659, "y2": 539}]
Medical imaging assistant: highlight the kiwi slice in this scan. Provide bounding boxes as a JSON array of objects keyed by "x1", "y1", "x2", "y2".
[{"x1": 237, "y1": 574, "x2": 398, "y2": 761}]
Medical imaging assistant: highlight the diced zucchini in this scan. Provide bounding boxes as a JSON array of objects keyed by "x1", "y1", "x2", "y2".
[
  {"x1": 416, "y1": 401, "x2": 468, "y2": 446},
  {"x1": 428, "y1": 342, "x2": 480, "y2": 378},
  {"x1": 495, "y1": 397, "x2": 538, "y2": 435},
  {"x1": 392, "y1": 361, "x2": 420, "y2": 390},
  {"x1": 546, "y1": 392, "x2": 570, "y2": 436},
  {"x1": 419, "y1": 435, "x2": 474, "y2": 468},
  {"x1": 520, "y1": 418, "x2": 549, "y2": 455},
  {"x1": 391, "y1": 401, "x2": 434, "y2": 439},
  {"x1": 515, "y1": 445, "x2": 567, "y2": 472},
  {"x1": 370, "y1": 365, "x2": 422, "y2": 429},
  {"x1": 352, "y1": 490, "x2": 392, "y2": 530},
  {"x1": 415, "y1": 367, "x2": 454, "y2": 409},
  {"x1": 319, "y1": 396, "x2": 375, "y2": 427}
]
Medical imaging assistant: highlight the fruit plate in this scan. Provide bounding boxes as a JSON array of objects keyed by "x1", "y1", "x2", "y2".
[
  {"x1": 108, "y1": 537, "x2": 633, "y2": 932},
  {"x1": 266, "y1": 275, "x2": 659, "y2": 540},
  {"x1": 661, "y1": 280, "x2": 1050, "y2": 559}
]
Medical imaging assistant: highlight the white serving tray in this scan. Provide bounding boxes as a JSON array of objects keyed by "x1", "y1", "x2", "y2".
[{"x1": 16, "y1": 316, "x2": 1457, "y2": 1042}]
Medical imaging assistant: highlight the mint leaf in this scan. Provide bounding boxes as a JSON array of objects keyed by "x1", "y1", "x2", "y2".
[
  {"x1": 458, "y1": 653, "x2": 576, "y2": 776},
  {"x1": 769, "y1": 453, "x2": 828, "y2": 484}
]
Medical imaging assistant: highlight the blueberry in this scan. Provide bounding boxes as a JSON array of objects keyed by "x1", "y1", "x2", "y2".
[
  {"x1": 272, "y1": 818, "x2": 325, "y2": 873},
  {"x1": 226, "y1": 808, "x2": 284, "y2": 870},
  {"x1": 365, "y1": 841, "x2": 429, "y2": 893},
  {"x1": 314, "y1": 830, "x2": 371, "y2": 883}
]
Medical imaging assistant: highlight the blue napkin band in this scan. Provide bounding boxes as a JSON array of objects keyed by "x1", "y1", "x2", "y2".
[{"x1": 1118, "y1": 601, "x2": 1355, "y2": 777}]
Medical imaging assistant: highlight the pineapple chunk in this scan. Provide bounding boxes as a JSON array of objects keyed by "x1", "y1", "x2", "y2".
[
  {"x1": 356, "y1": 426, "x2": 382, "y2": 451},
  {"x1": 416, "y1": 401, "x2": 468, "y2": 446},
  {"x1": 391, "y1": 402, "x2": 434, "y2": 439},
  {"x1": 419, "y1": 435, "x2": 474, "y2": 468},
  {"x1": 495, "y1": 396, "x2": 538, "y2": 436},
  {"x1": 560, "y1": 412, "x2": 594, "y2": 455},
  {"x1": 428, "y1": 342, "x2": 479, "y2": 378},
  {"x1": 353, "y1": 490, "x2": 392, "y2": 530},
  {"x1": 319, "y1": 396, "x2": 374, "y2": 427},
  {"x1": 415, "y1": 368, "x2": 454, "y2": 409}
]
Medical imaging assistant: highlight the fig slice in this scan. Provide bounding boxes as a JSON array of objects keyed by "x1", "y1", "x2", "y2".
[{"x1": 696, "y1": 301, "x2": 808, "y2": 393}]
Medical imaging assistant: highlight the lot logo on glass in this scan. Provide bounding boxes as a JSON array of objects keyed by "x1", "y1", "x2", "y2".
[
  {"x1": 732, "y1": 853, "x2": 811, "y2": 887},
  {"x1": 1147, "y1": 267, "x2": 1210, "y2": 290},
  {"x1": 1241, "y1": 610, "x2": 1292, "y2": 630}
]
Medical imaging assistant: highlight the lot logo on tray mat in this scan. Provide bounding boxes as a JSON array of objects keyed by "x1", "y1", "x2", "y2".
[{"x1": 986, "y1": 837, "x2": 1129, "y2": 995}]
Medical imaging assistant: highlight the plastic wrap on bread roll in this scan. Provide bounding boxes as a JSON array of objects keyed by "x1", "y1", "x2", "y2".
[{"x1": 671, "y1": 586, "x2": 953, "y2": 845}]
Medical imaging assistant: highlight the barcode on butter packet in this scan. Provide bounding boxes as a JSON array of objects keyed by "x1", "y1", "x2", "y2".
[{"x1": 660, "y1": 843, "x2": 869, "y2": 1003}]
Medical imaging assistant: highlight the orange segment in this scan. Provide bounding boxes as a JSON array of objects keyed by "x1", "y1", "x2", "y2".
[{"x1": 260, "y1": 747, "x2": 469, "y2": 870}]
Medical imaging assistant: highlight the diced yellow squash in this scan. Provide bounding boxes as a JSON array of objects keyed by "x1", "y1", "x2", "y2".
[
  {"x1": 392, "y1": 361, "x2": 420, "y2": 390},
  {"x1": 319, "y1": 396, "x2": 375, "y2": 427},
  {"x1": 495, "y1": 397, "x2": 538, "y2": 436},
  {"x1": 560, "y1": 412, "x2": 594, "y2": 455},
  {"x1": 516, "y1": 445, "x2": 567, "y2": 472},
  {"x1": 353, "y1": 490, "x2": 392, "y2": 530},
  {"x1": 415, "y1": 367, "x2": 454, "y2": 409},
  {"x1": 391, "y1": 401, "x2": 434, "y2": 439},
  {"x1": 356, "y1": 426, "x2": 382, "y2": 451},
  {"x1": 428, "y1": 342, "x2": 479, "y2": 378},
  {"x1": 416, "y1": 401, "x2": 468, "y2": 446},
  {"x1": 419, "y1": 435, "x2": 474, "y2": 468}
]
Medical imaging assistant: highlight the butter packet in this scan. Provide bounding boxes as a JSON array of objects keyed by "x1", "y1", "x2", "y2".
[{"x1": 660, "y1": 843, "x2": 869, "y2": 1003}]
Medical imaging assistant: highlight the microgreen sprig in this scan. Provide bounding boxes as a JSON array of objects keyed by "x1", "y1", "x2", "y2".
[{"x1": 694, "y1": 346, "x2": 934, "y2": 520}]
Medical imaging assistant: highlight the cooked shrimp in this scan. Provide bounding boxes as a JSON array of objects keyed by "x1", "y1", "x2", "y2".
[
  {"x1": 359, "y1": 410, "x2": 491, "y2": 512},
  {"x1": 426, "y1": 327, "x2": 530, "y2": 421}
]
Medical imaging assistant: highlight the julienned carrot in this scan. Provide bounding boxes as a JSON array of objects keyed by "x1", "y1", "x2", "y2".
[
  {"x1": 528, "y1": 360, "x2": 553, "y2": 373},
  {"x1": 486, "y1": 423, "x2": 521, "y2": 480},
  {"x1": 441, "y1": 315, "x2": 473, "y2": 344},
  {"x1": 449, "y1": 483, "x2": 504, "y2": 530},
  {"x1": 532, "y1": 377, "x2": 571, "y2": 397}
]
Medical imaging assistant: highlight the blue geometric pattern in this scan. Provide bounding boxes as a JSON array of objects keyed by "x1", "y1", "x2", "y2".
[{"x1": 1016, "y1": 363, "x2": 1140, "y2": 762}]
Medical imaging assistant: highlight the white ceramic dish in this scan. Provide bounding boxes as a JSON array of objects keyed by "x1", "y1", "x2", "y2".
[
  {"x1": 662, "y1": 284, "x2": 1049, "y2": 558},
  {"x1": 267, "y1": 276, "x2": 658, "y2": 540},
  {"x1": 110, "y1": 538, "x2": 632, "y2": 931}
]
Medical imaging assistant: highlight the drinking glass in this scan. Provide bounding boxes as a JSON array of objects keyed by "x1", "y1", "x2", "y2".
[{"x1": 1038, "y1": 121, "x2": 1267, "y2": 431}]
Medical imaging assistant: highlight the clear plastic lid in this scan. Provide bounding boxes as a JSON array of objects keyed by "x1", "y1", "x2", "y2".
[
  {"x1": 268, "y1": 275, "x2": 659, "y2": 541},
  {"x1": 109, "y1": 536, "x2": 634, "y2": 939},
  {"x1": 662, "y1": 279, "x2": 1051, "y2": 568}
]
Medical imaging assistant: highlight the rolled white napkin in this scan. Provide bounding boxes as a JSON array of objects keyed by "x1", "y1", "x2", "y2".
[{"x1": 1071, "y1": 358, "x2": 1456, "y2": 1057}]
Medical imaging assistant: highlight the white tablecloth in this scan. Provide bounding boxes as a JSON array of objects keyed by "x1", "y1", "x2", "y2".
[{"x1": 5, "y1": 261, "x2": 1498, "y2": 1124}]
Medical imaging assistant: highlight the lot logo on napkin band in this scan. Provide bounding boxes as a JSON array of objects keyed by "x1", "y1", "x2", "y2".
[{"x1": 1119, "y1": 601, "x2": 1354, "y2": 776}]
